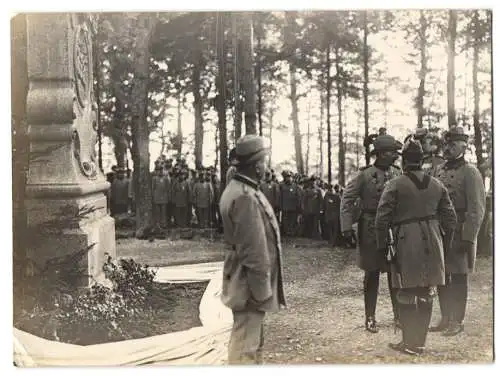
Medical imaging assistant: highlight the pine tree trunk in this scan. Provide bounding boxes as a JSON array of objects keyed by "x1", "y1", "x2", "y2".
[
  {"x1": 290, "y1": 63, "x2": 304, "y2": 175},
  {"x1": 241, "y1": 14, "x2": 257, "y2": 135},
  {"x1": 417, "y1": 10, "x2": 428, "y2": 128},
  {"x1": 363, "y1": 10, "x2": 370, "y2": 166},
  {"x1": 193, "y1": 52, "x2": 204, "y2": 169},
  {"x1": 326, "y1": 44, "x2": 332, "y2": 184},
  {"x1": 177, "y1": 92, "x2": 183, "y2": 155},
  {"x1": 268, "y1": 107, "x2": 274, "y2": 167},
  {"x1": 131, "y1": 14, "x2": 156, "y2": 238},
  {"x1": 217, "y1": 12, "x2": 229, "y2": 188},
  {"x1": 319, "y1": 91, "x2": 324, "y2": 179},
  {"x1": 256, "y1": 19, "x2": 263, "y2": 137},
  {"x1": 472, "y1": 10, "x2": 484, "y2": 179},
  {"x1": 232, "y1": 13, "x2": 243, "y2": 140},
  {"x1": 447, "y1": 10, "x2": 457, "y2": 128},
  {"x1": 305, "y1": 100, "x2": 311, "y2": 176},
  {"x1": 335, "y1": 47, "x2": 345, "y2": 187}
]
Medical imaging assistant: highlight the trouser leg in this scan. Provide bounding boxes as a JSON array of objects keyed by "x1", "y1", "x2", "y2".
[
  {"x1": 450, "y1": 273, "x2": 468, "y2": 324},
  {"x1": 387, "y1": 271, "x2": 399, "y2": 321},
  {"x1": 228, "y1": 310, "x2": 266, "y2": 365},
  {"x1": 364, "y1": 270, "x2": 380, "y2": 319},
  {"x1": 415, "y1": 297, "x2": 433, "y2": 348},
  {"x1": 436, "y1": 278, "x2": 452, "y2": 324}
]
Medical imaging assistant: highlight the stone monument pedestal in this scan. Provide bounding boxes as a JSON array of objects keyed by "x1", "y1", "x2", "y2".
[{"x1": 24, "y1": 13, "x2": 115, "y2": 285}]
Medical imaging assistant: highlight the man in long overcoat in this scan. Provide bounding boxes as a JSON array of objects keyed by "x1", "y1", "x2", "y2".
[
  {"x1": 323, "y1": 184, "x2": 342, "y2": 246},
  {"x1": 340, "y1": 134, "x2": 402, "y2": 333},
  {"x1": 429, "y1": 126, "x2": 486, "y2": 336},
  {"x1": 219, "y1": 135, "x2": 286, "y2": 364},
  {"x1": 375, "y1": 138, "x2": 457, "y2": 355},
  {"x1": 259, "y1": 171, "x2": 281, "y2": 219}
]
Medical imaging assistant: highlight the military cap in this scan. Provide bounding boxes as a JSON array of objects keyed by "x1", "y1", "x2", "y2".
[
  {"x1": 402, "y1": 137, "x2": 424, "y2": 164},
  {"x1": 371, "y1": 134, "x2": 403, "y2": 155},
  {"x1": 444, "y1": 126, "x2": 469, "y2": 143},
  {"x1": 414, "y1": 127, "x2": 429, "y2": 140},
  {"x1": 234, "y1": 134, "x2": 269, "y2": 166}
]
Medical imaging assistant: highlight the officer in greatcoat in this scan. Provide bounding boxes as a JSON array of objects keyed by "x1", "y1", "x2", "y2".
[
  {"x1": 429, "y1": 126, "x2": 486, "y2": 336},
  {"x1": 219, "y1": 135, "x2": 286, "y2": 364},
  {"x1": 340, "y1": 134, "x2": 402, "y2": 333},
  {"x1": 375, "y1": 138, "x2": 457, "y2": 355}
]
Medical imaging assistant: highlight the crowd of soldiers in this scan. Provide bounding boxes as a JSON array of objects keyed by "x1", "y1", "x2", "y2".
[
  {"x1": 106, "y1": 156, "x2": 222, "y2": 231},
  {"x1": 106, "y1": 153, "x2": 345, "y2": 245}
]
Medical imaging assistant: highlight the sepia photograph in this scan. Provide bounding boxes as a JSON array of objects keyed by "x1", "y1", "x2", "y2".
[{"x1": 10, "y1": 4, "x2": 494, "y2": 368}]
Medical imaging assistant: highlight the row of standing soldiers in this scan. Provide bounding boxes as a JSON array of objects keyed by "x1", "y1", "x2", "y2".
[
  {"x1": 107, "y1": 157, "x2": 222, "y2": 230},
  {"x1": 108, "y1": 156, "x2": 344, "y2": 244}
]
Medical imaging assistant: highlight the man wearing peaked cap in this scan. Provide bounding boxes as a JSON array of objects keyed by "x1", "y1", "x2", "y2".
[
  {"x1": 341, "y1": 133, "x2": 402, "y2": 333},
  {"x1": 219, "y1": 134, "x2": 286, "y2": 364},
  {"x1": 375, "y1": 138, "x2": 457, "y2": 355},
  {"x1": 429, "y1": 126, "x2": 486, "y2": 336}
]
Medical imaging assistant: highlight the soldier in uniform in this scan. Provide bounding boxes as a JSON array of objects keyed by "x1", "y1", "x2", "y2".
[
  {"x1": 323, "y1": 184, "x2": 342, "y2": 246},
  {"x1": 302, "y1": 177, "x2": 323, "y2": 239},
  {"x1": 110, "y1": 168, "x2": 129, "y2": 216},
  {"x1": 340, "y1": 134, "x2": 402, "y2": 333},
  {"x1": 259, "y1": 171, "x2": 281, "y2": 219},
  {"x1": 171, "y1": 168, "x2": 191, "y2": 227},
  {"x1": 151, "y1": 164, "x2": 170, "y2": 229},
  {"x1": 280, "y1": 171, "x2": 302, "y2": 237},
  {"x1": 429, "y1": 126, "x2": 486, "y2": 336},
  {"x1": 226, "y1": 148, "x2": 238, "y2": 183},
  {"x1": 193, "y1": 171, "x2": 214, "y2": 228},
  {"x1": 219, "y1": 135, "x2": 286, "y2": 364},
  {"x1": 411, "y1": 127, "x2": 446, "y2": 175},
  {"x1": 375, "y1": 139, "x2": 457, "y2": 355}
]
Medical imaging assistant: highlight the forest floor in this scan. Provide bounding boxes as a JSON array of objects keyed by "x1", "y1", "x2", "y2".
[{"x1": 116, "y1": 235, "x2": 494, "y2": 364}]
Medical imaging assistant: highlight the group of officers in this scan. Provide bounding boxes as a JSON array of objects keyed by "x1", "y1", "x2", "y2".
[
  {"x1": 341, "y1": 125, "x2": 486, "y2": 355},
  {"x1": 218, "y1": 125, "x2": 486, "y2": 363}
]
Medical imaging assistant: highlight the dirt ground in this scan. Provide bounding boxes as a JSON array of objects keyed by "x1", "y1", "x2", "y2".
[{"x1": 116, "y1": 237, "x2": 494, "y2": 364}]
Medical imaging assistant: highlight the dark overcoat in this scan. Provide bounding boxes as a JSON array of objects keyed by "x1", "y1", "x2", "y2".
[
  {"x1": 375, "y1": 172, "x2": 457, "y2": 288},
  {"x1": 340, "y1": 164, "x2": 401, "y2": 271}
]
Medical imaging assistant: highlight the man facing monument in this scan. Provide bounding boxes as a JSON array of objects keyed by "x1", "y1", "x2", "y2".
[{"x1": 219, "y1": 135, "x2": 286, "y2": 364}]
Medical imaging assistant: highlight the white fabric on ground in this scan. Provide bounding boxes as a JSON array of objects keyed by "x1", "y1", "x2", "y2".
[{"x1": 13, "y1": 262, "x2": 232, "y2": 366}]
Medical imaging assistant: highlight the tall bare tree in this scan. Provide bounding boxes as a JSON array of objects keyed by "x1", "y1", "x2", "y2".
[
  {"x1": 416, "y1": 10, "x2": 429, "y2": 128},
  {"x1": 216, "y1": 12, "x2": 229, "y2": 187},
  {"x1": 241, "y1": 13, "x2": 257, "y2": 135},
  {"x1": 362, "y1": 10, "x2": 370, "y2": 166},
  {"x1": 232, "y1": 13, "x2": 243, "y2": 140},
  {"x1": 447, "y1": 10, "x2": 457, "y2": 128}
]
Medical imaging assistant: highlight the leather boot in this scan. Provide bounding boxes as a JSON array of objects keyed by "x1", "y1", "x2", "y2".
[
  {"x1": 414, "y1": 298, "x2": 433, "y2": 349},
  {"x1": 429, "y1": 284, "x2": 451, "y2": 332}
]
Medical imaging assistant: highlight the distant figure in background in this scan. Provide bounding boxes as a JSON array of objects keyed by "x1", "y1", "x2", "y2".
[
  {"x1": 110, "y1": 168, "x2": 129, "y2": 216},
  {"x1": 193, "y1": 172, "x2": 214, "y2": 228},
  {"x1": 151, "y1": 164, "x2": 170, "y2": 230},
  {"x1": 171, "y1": 170, "x2": 191, "y2": 227},
  {"x1": 259, "y1": 171, "x2": 281, "y2": 219},
  {"x1": 226, "y1": 148, "x2": 238, "y2": 183},
  {"x1": 302, "y1": 177, "x2": 323, "y2": 240},
  {"x1": 280, "y1": 170, "x2": 302, "y2": 237},
  {"x1": 323, "y1": 184, "x2": 342, "y2": 246}
]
